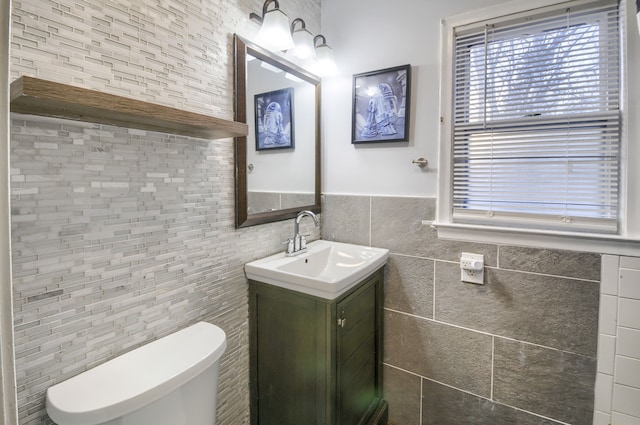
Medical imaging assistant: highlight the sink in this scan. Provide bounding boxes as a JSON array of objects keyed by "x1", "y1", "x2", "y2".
[{"x1": 245, "y1": 240, "x2": 389, "y2": 299}]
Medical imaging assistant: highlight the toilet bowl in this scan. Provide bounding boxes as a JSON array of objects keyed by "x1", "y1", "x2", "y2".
[{"x1": 46, "y1": 322, "x2": 227, "y2": 425}]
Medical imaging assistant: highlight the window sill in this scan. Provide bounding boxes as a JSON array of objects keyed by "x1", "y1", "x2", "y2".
[{"x1": 431, "y1": 221, "x2": 640, "y2": 256}]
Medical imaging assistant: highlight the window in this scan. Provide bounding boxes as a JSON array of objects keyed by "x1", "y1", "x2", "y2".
[{"x1": 443, "y1": 0, "x2": 621, "y2": 235}]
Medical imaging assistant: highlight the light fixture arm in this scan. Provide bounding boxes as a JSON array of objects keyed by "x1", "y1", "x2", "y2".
[
  {"x1": 249, "y1": 0, "x2": 281, "y2": 24},
  {"x1": 291, "y1": 18, "x2": 307, "y2": 33},
  {"x1": 313, "y1": 34, "x2": 327, "y2": 48}
]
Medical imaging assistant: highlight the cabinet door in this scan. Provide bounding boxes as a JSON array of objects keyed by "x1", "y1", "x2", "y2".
[
  {"x1": 252, "y1": 286, "x2": 330, "y2": 425},
  {"x1": 336, "y1": 275, "x2": 379, "y2": 425}
]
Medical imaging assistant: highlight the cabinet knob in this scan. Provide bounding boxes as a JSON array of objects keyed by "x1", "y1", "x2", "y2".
[{"x1": 338, "y1": 318, "x2": 346, "y2": 328}]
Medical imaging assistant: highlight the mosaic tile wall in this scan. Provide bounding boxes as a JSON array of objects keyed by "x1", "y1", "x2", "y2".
[
  {"x1": 323, "y1": 195, "x2": 601, "y2": 425},
  {"x1": 9, "y1": 0, "x2": 321, "y2": 424}
]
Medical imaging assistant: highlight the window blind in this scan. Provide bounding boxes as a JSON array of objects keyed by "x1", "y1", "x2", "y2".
[{"x1": 451, "y1": 0, "x2": 620, "y2": 233}]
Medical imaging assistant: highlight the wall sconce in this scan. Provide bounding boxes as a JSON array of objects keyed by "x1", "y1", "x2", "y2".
[
  {"x1": 312, "y1": 35, "x2": 338, "y2": 76},
  {"x1": 288, "y1": 18, "x2": 316, "y2": 60},
  {"x1": 250, "y1": 0, "x2": 295, "y2": 51},
  {"x1": 249, "y1": 1, "x2": 338, "y2": 77}
]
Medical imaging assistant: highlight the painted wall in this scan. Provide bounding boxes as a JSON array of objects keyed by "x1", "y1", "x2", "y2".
[
  {"x1": 8, "y1": 0, "x2": 320, "y2": 424},
  {"x1": 320, "y1": 0, "x2": 507, "y2": 197}
]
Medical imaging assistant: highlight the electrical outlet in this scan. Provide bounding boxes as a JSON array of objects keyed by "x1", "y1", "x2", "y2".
[
  {"x1": 460, "y1": 258, "x2": 483, "y2": 270},
  {"x1": 460, "y1": 252, "x2": 484, "y2": 284}
]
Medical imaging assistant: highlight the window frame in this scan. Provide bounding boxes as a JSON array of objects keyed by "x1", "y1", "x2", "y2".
[{"x1": 436, "y1": 0, "x2": 640, "y2": 256}]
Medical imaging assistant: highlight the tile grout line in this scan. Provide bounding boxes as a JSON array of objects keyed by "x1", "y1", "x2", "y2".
[
  {"x1": 432, "y1": 259, "x2": 437, "y2": 320},
  {"x1": 490, "y1": 335, "x2": 495, "y2": 401},
  {"x1": 369, "y1": 195, "x2": 372, "y2": 247}
]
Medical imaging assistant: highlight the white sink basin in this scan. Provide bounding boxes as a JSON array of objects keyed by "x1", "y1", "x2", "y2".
[{"x1": 245, "y1": 240, "x2": 389, "y2": 299}]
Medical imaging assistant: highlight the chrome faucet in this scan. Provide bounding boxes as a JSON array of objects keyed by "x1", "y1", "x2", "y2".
[{"x1": 284, "y1": 210, "x2": 320, "y2": 256}]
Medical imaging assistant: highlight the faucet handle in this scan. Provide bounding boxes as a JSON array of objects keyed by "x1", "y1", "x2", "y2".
[
  {"x1": 282, "y1": 238, "x2": 294, "y2": 254},
  {"x1": 294, "y1": 234, "x2": 302, "y2": 252},
  {"x1": 300, "y1": 234, "x2": 311, "y2": 250}
]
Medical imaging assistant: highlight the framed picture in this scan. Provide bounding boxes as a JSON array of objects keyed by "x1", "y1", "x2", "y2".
[
  {"x1": 351, "y1": 64, "x2": 411, "y2": 144},
  {"x1": 254, "y1": 87, "x2": 295, "y2": 151}
]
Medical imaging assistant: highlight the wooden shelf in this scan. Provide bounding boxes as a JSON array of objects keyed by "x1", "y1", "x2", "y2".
[{"x1": 10, "y1": 76, "x2": 248, "y2": 140}]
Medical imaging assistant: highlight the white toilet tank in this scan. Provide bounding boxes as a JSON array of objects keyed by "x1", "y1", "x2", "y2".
[{"x1": 46, "y1": 322, "x2": 227, "y2": 425}]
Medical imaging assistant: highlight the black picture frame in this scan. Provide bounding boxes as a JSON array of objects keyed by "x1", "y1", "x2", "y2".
[
  {"x1": 351, "y1": 64, "x2": 411, "y2": 144},
  {"x1": 254, "y1": 87, "x2": 295, "y2": 151}
]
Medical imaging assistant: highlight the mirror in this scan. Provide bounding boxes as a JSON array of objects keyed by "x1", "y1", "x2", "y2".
[{"x1": 234, "y1": 34, "x2": 321, "y2": 228}]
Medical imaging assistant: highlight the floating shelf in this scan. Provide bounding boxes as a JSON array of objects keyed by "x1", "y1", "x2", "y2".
[{"x1": 10, "y1": 76, "x2": 248, "y2": 140}]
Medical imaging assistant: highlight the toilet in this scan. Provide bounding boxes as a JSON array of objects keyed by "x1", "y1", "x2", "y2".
[{"x1": 46, "y1": 322, "x2": 227, "y2": 425}]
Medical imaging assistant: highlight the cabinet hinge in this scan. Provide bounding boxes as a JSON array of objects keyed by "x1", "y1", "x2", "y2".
[{"x1": 338, "y1": 308, "x2": 346, "y2": 328}]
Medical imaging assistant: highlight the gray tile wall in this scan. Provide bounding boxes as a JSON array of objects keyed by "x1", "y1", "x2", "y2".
[
  {"x1": 322, "y1": 194, "x2": 600, "y2": 425},
  {"x1": 9, "y1": 0, "x2": 321, "y2": 424}
]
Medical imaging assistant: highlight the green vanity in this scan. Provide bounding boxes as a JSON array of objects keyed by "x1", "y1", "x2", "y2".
[{"x1": 245, "y1": 240, "x2": 389, "y2": 425}]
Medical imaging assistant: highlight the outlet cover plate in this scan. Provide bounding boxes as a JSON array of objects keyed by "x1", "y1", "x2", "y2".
[{"x1": 460, "y1": 252, "x2": 484, "y2": 284}]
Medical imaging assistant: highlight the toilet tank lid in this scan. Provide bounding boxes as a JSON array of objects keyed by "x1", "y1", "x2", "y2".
[{"x1": 46, "y1": 322, "x2": 227, "y2": 425}]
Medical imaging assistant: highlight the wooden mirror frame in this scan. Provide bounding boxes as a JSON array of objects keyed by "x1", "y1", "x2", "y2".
[{"x1": 233, "y1": 34, "x2": 321, "y2": 228}]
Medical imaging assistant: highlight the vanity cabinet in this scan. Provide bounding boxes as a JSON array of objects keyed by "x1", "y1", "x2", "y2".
[{"x1": 249, "y1": 268, "x2": 388, "y2": 425}]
